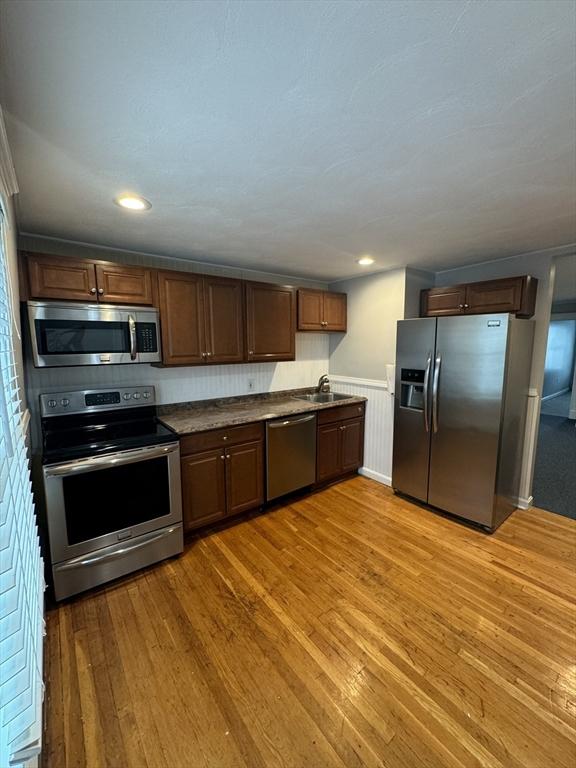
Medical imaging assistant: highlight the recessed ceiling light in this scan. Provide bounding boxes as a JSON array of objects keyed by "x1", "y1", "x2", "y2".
[
  {"x1": 356, "y1": 255, "x2": 375, "y2": 266},
  {"x1": 114, "y1": 194, "x2": 152, "y2": 211}
]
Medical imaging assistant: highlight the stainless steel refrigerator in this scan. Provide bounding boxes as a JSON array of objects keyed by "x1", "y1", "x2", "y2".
[{"x1": 392, "y1": 313, "x2": 534, "y2": 530}]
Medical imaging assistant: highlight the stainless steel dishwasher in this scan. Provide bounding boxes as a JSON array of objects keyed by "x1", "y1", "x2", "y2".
[{"x1": 266, "y1": 413, "x2": 317, "y2": 501}]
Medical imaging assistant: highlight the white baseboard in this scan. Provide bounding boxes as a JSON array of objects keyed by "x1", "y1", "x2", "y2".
[
  {"x1": 514, "y1": 495, "x2": 533, "y2": 510},
  {"x1": 359, "y1": 467, "x2": 392, "y2": 486},
  {"x1": 541, "y1": 388, "x2": 569, "y2": 402},
  {"x1": 569, "y1": 409, "x2": 576, "y2": 420}
]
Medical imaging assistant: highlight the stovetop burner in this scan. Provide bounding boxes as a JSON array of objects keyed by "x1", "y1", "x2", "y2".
[{"x1": 40, "y1": 386, "x2": 176, "y2": 464}]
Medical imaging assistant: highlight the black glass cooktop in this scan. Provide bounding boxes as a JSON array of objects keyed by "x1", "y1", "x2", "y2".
[{"x1": 42, "y1": 406, "x2": 176, "y2": 464}]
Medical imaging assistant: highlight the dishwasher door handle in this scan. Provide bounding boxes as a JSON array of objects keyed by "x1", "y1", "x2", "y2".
[{"x1": 268, "y1": 414, "x2": 317, "y2": 428}]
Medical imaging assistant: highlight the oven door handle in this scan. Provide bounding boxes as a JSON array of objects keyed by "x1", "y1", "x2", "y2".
[
  {"x1": 128, "y1": 314, "x2": 137, "y2": 360},
  {"x1": 55, "y1": 527, "x2": 180, "y2": 571},
  {"x1": 44, "y1": 442, "x2": 179, "y2": 477}
]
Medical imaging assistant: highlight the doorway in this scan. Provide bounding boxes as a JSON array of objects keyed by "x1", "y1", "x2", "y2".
[{"x1": 532, "y1": 256, "x2": 576, "y2": 519}]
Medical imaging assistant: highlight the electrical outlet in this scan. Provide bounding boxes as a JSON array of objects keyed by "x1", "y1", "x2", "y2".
[{"x1": 248, "y1": 379, "x2": 255, "y2": 391}]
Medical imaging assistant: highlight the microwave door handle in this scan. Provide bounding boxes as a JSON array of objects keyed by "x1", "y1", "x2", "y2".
[
  {"x1": 423, "y1": 354, "x2": 431, "y2": 433},
  {"x1": 128, "y1": 314, "x2": 137, "y2": 360}
]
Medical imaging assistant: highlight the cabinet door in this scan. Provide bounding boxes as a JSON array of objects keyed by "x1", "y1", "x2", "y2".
[
  {"x1": 245, "y1": 282, "x2": 295, "y2": 361},
  {"x1": 317, "y1": 423, "x2": 341, "y2": 482},
  {"x1": 157, "y1": 271, "x2": 205, "y2": 365},
  {"x1": 226, "y1": 440, "x2": 264, "y2": 516},
  {"x1": 465, "y1": 278, "x2": 522, "y2": 314},
  {"x1": 95, "y1": 263, "x2": 153, "y2": 305},
  {"x1": 297, "y1": 289, "x2": 324, "y2": 330},
  {"x1": 340, "y1": 418, "x2": 364, "y2": 473},
  {"x1": 181, "y1": 449, "x2": 227, "y2": 531},
  {"x1": 323, "y1": 292, "x2": 347, "y2": 331},
  {"x1": 27, "y1": 254, "x2": 97, "y2": 301},
  {"x1": 204, "y1": 276, "x2": 245, "y2": 363},
  {"x1": 421, "y1": 286, "x2": 466, "y2": 316}
]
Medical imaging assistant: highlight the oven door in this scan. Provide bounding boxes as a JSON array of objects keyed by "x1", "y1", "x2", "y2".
[
  {"x1": 43, "y1": 442, "x2": 182, "y2": 564},
  {"x1": 28, "y1": 301, "x2": 161, "y2": 367}
]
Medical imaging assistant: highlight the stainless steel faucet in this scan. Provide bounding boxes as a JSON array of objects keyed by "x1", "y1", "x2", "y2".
[{"x1": 317, "y1": 374, "x2": 330, "y2": 393}]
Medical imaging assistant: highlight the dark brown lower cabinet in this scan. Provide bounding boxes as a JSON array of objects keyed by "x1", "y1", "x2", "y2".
[
  {"x1": 181, "y1": 448, "x2": 227, "y2": 529},
  {"x1": 317, "y1": 423, "x2": 341, "y2": 482},
  {"x1": 180, "y1": 406, "x2": 364, "y2": 531},
  {"x1": 316, "y1": 404, "x2": 365, "y2": 483},
  {"x1": 180, "y1": 423, "x2": 264, "y2": 532},
  {"x1": 226, "y1": 440, "x2": 264, "y2": 516}
]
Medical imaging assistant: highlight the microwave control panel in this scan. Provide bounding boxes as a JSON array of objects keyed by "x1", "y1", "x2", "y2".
[{"x1": 136, "y1": 323, "x2": 158, "y2": 352}]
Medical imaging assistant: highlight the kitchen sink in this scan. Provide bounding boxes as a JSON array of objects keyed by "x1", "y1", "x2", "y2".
[{"x1": 294, "y1": 392, "x2": 350, "y2": 403}]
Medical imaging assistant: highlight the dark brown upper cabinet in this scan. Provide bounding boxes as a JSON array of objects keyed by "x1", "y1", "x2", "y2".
[
  {"x1": 157, "y1": 271, "x2": 245, "y2": 366},
  {"x1": 245, "y1": 281, "x2": 296, "y2": 362},
  {"x1": 25, "y1": 252, "x2": 154, "y2": 305},
  {"x1": 421, "y1": 275, "x2": 537, "y2": 319},
  {"x1": 203, "y1": 276, "x2": 245, "y2": 364},
  {"x1": 94, "y1": 263, "x2": 153, "y2": 305},
  {"x1": 157, "y1": 271, "x2": 205, "y2": 365},
  {"x1": 297, "y1": 289, "x2": 347, "y2": 331},
  {"x1": 27, "y1": 253, "x2": 99, "y2": 303}
]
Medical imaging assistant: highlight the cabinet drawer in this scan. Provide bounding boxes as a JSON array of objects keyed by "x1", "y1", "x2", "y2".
[
  {"x1": 180, "y1": 422, "x2": 264, "y2": 455},
  {"x1": 317, "y1": 402, "x2": 365, "y2": 425}
]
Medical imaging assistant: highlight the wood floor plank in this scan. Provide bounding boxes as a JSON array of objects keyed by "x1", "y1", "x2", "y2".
[{"x1": 42, "y1": 477, "x2": 576, "y2": 768}]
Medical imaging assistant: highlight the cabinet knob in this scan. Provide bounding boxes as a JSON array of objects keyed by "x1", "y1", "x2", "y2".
[
  {"x1": 248, "y1": 350, "x2": 254, "y2": 356},
  {"x1": 220, "y1": 454, "x2": 225, "y2": 460},
  {"x1": 464, "y1": 303, "x2": 470, "y2": 309},
  {"x1": 201, "y1": 352, "x2": 207, "y2": 358},
  {"x1": 222, "y1": 436, "x2": 228, "y2": 441},
  {"x1": 98, "y1": 288, "x2": 104, "y2": 295},
  {"x1": 206, "y1": 351, "x2": 212, "y2": 357},
  {"x1": 226, "y1": 454, "x2": 230, "y2": 459},
  {"x1": 90, "y1": 287, "x2": 97, "y2": 294}
]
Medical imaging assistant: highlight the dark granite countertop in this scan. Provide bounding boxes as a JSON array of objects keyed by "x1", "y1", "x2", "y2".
[{"x1": 158, "y1": 388, "x2": 366, "y2": 435}]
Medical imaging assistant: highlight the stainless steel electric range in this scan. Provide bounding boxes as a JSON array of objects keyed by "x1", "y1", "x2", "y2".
[{"x1": 39, "y1": 386, "x2": 183, "y2": 600}]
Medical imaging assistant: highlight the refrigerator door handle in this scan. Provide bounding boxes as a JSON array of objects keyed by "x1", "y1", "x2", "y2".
[
  {"x1": 423, "y1": 354, "x2": 432, "y2": 432},
  {"x1": 432, "y1": 353, "x2": 441, "y2": 433}
]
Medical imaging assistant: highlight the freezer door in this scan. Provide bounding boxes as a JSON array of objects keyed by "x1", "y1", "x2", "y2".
[
  {"x1": 392, "y1": 318, "x2": 436, "y2": 502},
  {"x1": 428, "y1": 314, "x2": 509, "y2": 526}
]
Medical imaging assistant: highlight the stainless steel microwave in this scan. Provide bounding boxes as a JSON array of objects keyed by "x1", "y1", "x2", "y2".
[{"x1": 27, "y1": 301, "x2": 162, "y2": 367}]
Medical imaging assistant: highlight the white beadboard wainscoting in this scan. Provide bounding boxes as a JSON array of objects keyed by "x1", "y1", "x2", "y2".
[{"x1": 330, "y1": 375, "x2": 394, "y2": 486}]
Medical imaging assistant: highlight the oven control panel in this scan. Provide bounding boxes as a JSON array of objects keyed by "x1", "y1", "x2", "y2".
[{"x1": 40, "y1": 386, "x2": 156, "y2": 416}]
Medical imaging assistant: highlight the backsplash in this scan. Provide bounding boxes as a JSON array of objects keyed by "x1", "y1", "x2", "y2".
[{"x1": 25, "y1": 333, "x2": 329, "y2": 445}]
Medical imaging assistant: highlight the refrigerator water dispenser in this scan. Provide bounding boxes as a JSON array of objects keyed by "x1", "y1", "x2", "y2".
[{"x1": 400, "y1": 369, "x2": 426, "y2": 411}]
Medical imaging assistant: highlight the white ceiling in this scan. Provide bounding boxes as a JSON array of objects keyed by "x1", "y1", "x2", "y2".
[{"x1": 1, "y1": 0, "x2": 575, "y2": 280}]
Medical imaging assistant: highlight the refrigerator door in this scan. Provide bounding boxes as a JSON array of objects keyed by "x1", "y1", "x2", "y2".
[
  {"x1": 428, "y1": 313, "x2": 509, "y2": 526},
  {"x1": 392, "y1": 318, "x2": 436, "y2": 502}
]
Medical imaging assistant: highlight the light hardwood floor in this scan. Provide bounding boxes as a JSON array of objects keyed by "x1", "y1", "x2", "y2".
[{"x1": 43, "y1": 477, "x2": 576, "y2": 768}]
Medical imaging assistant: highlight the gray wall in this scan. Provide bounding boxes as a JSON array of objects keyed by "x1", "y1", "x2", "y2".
[
  {"x1": 542, "y1": 319, "x2": 576, "y2": 398},
  {"x1": 328, "y1": 268, "x2": 406, "y2": 379},
  {"x1": 404, "y1": 268, "x2": 435, "y2": 319}
]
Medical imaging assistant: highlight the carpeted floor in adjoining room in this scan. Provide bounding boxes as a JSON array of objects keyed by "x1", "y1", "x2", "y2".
[{"x1": 532, "y1": 413, "x2": 576, "y2": 519}]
